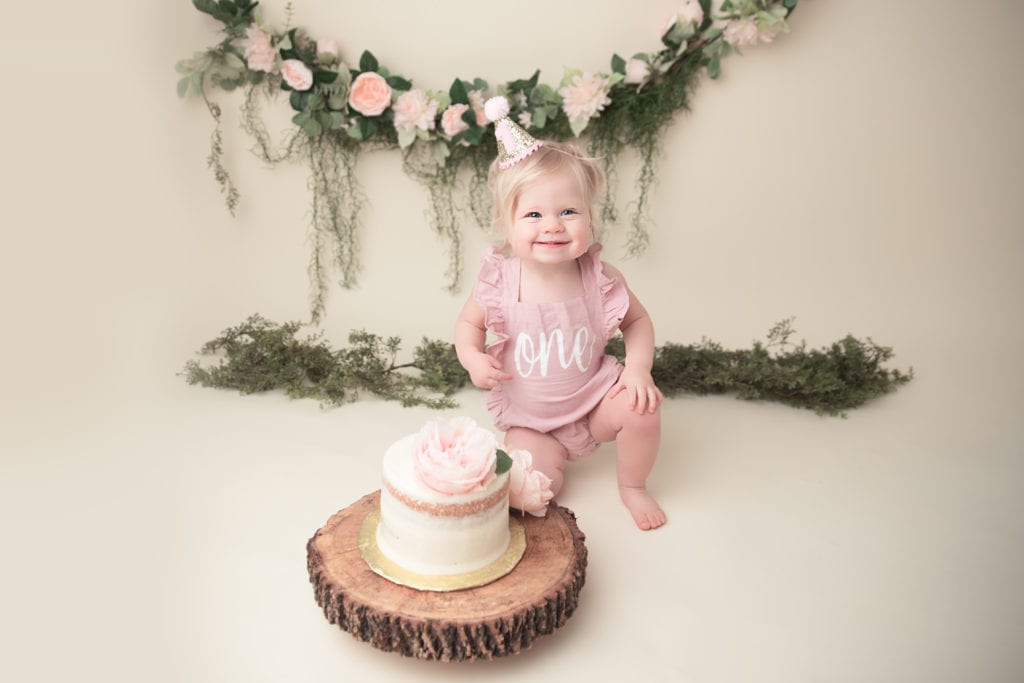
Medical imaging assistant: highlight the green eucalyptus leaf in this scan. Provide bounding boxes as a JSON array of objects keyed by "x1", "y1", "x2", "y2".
[
  {"x1": 533, "y1": 107, "x2": 548, "y2": 128},
  {"x1": 611, "y1": 53, "x2": 626, "y2": 75},
  {"x1": 432, "y1": 140, "x2": 451, "y2": 166},
  {"x1": 325, "y1": 112, "x2": 346, "y2": 129},
  {"x1": 359, "y1": 50, "x2": 378, "y2": 73},
  {"x1": 289, "y1": 90, "x2": 307, "y2": 111},
  {"x1": 386, "y1": 75, "x2": 412, "y2": 91},
  {"x1": 177, "y1": 76, "x2": 191, "y2": 98},
  {"x1": 314, "y1": 68, "x2": 338, "y2": 85},
  {"x1": 192, "y1": 0, "x2": 218, "y2": 17},
  {"x1": 495, "y1": 449, "x2": 513, "y2": 475},
  {"x1": 449, "y1": 78, "x2": 469, "y2": 105},
  {"x1": 568, "y1": 116, "x2": 589, "y2": 137},
  {"x1": 396, "y1": 127, "x2": 416, "y2": 149},
  {"x1": 707, "y1": 54, "x2": 721, "y2": 79}
]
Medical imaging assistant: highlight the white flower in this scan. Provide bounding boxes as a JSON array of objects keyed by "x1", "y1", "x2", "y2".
[
  {"x1": 624, "y1": 58, "x2": 651, "y2": 85},
  {"x1": 757, "y1": 22, "x2": 784, "y2": 44},
  {"x1": 507, "y1": 450, "x2": 553, "y2": 517},
  {"x1": 244, "y1": 25, "x2": 276, "y2": 73},
  {"x1": 558, "y1": 72, "x2": 612, "y2": 122},
  {"x1": 517, "y1": 111, "x2": 533, "y2": 129},
  {"x1": 392, "y1": 88, "x2": 439, "y2": 132},
  {"x1": 723, "y1": 18, "x2": 760, "y2": 47},
  {"x1": 678, "y1": 0, "x2": 704, "y2": 26},
  {"x1": 316, "y1": 38, "x2": 339, "y2": 63}
]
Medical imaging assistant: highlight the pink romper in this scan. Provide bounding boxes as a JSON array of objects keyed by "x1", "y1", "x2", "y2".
[{"x1": 473, "y1": 243, "x2": 629, "y2": 459}]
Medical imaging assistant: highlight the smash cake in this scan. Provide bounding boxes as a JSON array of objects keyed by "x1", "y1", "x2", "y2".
[{"x1": 361, "y1": 417, "x2": 553, "y2": 590}]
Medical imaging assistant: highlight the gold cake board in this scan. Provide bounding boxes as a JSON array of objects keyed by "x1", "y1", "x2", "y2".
[{"x1": 306, "y1": 490, "x2": 588, "y2": 662}]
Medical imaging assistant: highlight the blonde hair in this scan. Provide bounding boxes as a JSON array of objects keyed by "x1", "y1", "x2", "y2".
[{"x1": 488, "y1": 141, "x2": 605, "y2": 241}]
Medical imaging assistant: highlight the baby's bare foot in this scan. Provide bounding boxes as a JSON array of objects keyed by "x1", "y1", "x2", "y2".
[{"x1": 619, "y1": 485, "x2": 666, "y2": 530}]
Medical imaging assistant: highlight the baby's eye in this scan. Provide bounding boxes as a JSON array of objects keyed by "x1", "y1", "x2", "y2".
[
  {"x1": 560, "y1": 208, "x2": 578, "y2": 216},
  {"x1": 525, "y1": 211, "x2": 541, "y2": 219}
]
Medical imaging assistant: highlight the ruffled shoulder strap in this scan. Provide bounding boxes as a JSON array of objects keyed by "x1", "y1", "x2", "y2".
[
  {"x1": 472, "y1": 247, "x2": 514, "y2": 358},
  {"x1": 472, "y1": 247, "x2": 511, "y2": 308},
  {"x1": 581, "y1": 243, "x2": 629, "y2": 339}
]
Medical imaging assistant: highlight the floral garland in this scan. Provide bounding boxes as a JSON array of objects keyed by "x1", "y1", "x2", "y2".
[{"x1": 178, "y1": 0, "x2": 797, "y2": 322}]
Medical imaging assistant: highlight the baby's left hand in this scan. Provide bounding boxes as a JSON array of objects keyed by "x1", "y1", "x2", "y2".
[{"x1": 608, "y1": 365, "x2": 664, "y2": 414}]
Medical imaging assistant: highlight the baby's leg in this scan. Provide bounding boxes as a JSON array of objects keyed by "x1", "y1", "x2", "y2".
[
  {"x1": 589, "y1": 392, "x2": 666, "y2": 530},
  {"x1": 504, "y1": 427, "x2": 569, "y2": 497}
]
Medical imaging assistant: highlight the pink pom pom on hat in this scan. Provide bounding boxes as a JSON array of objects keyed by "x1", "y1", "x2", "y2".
[{"x1": 485, "y1": 95, "x2": 543, "y2": 169}]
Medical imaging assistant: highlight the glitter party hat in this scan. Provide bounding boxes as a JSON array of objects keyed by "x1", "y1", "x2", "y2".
[{"x1": 485, "y1": 96, "x2": 542, "y2": 169}]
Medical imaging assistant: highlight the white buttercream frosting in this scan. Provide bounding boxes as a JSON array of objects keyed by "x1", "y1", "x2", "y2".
[{"x1": 377, "y1": 434, "x2": 511, "y2": 576}]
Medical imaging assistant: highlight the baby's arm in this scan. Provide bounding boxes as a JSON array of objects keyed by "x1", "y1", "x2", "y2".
[
  {"x1": 603, "y1": 263, "x2": 664, "y2": 414},
  {"x1": 455, "y1": 298, "x2": 514, "y2": 389}
]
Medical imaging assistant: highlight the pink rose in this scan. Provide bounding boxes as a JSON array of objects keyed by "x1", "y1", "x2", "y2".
[
  {"x1": 393, "y1": 88, "x2": 439, "y2": 132},
  {"x1": 624, "y1": 58, "x2": 651, "y2": 85},
  {"x1": 723, "y1": 18, "x2": 760, "y2": 47},
  {"x1": 281, "y1": 59, "x2": 313, "y2": 91},
  {"x1": 678, "y1": 0, "x2": 704, "y2": 26},
  {"x1": 244, "y1": 25, "x2": 276, "y2": 73},
  {"x1": 508, "y1": 450, "x2": 553, "y2": 517},
  {"x1": 441, "y1": 103, "x2": 471, "y2": 137},
  {"x1": 316, "y1": 38, "x2": 339, "y2": 62},
  {"x1": 348, "y1": 71, "x2": 393, "y2": 116},
  {"x1": 413, "y1": 417, "x2": 499, "y2": 495}
]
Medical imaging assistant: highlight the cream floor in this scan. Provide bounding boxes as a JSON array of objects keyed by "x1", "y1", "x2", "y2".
[{"x1": 3, "y1": 339, "x2": 1021, "y2": 682}]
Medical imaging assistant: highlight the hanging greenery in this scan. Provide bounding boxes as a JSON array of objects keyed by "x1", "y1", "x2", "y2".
[
  {"x1": 178, "y1": 0, "x2": 799, "y2": 322},
  {"x1": 183, "y1": 315, "x2": 912, "y2": 417}
]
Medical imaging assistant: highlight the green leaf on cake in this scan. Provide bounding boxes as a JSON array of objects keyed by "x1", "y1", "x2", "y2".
[{"x1": 495, "y1": 449, "x2": 513, "y2": 475}]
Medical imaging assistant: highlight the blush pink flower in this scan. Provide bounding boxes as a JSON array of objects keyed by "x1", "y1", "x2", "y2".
[
  {"x1": 624, "y1": 58, "x2": 651, "y2": 85},
  {"x1": 558, "y1": 72, "x2": 612, "y2": 122},
  {"x1": 393, "y1": 88, "x2": 439, "y2": 132},
  {"x1": 348, "y1": 71, "x2": 393, "y2": 116},
  {"x1": 413, "y1": 417, "x2": 499, "y2": 495},
  {"x1": 723, "y1": 18, "x2": 760, "y2": 47},
  {"x1": 244, "y1": 25, "x2": 276, "y2": 73},
  {"x1": 441, "y1": 103, "x2": 471, "y2": 137},
  {"x1": 508, "y1": 450, "x2": 553, "y2": 517},
  {"x1": 316, "y1": 38, "x2": 339, "y2": 61},
  {"x1": 678, "y1": 0, "x2": 704, "y2": 26},
  {"x1": 281, "y1": 59, "x2": 313, "y2": 91}
]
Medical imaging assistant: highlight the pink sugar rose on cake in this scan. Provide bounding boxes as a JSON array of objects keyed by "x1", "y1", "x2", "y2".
[
  {"x1": 349, "y1": 72, "x2": 393, "y2": 116},
  {"x1": 413, "y1": 417, "x2": 499, "y2": 495},
  {"x1": 508, "y1": 450, "x2": 553, "y2": 517},
  {"x1": 281, "y1": 59, "x2": 313, "y2": 91}
]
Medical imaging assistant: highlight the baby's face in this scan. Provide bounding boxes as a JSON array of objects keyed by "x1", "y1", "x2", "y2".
[{"x1": 508, "y1": 168, "x2": 593, "y2": 266}]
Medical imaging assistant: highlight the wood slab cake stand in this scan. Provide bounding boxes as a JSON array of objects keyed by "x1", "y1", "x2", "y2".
[{"x1": 306, "y1": 491, "x2": 588, "y2": 661}]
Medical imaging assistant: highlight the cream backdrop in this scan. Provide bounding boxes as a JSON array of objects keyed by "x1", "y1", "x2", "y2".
[{"x1": 2, "y1": 1, "x2": 1023, "y2": 682}]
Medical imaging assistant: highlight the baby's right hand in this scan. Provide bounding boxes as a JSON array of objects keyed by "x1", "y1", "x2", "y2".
[{"x1": 465, "y1": 352, "x2": 513, "y2": 389}]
